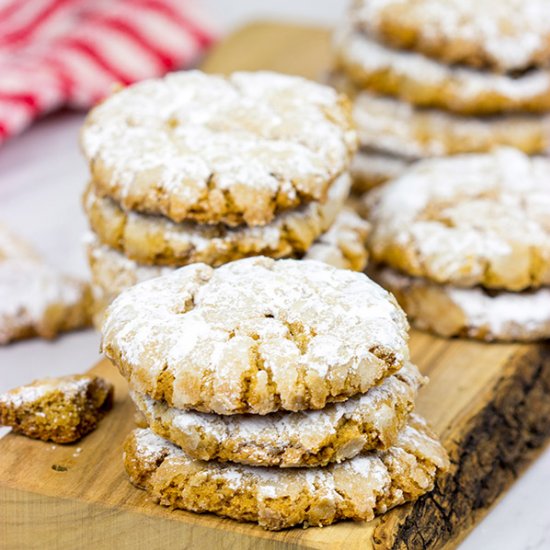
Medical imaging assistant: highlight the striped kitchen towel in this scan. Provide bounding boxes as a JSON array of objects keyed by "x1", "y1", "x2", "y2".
[{"x1": 0, "y1": 0, "x2": 217, "y2": 145}]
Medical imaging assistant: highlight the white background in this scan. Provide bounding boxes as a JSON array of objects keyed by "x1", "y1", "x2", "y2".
[{"x1": 1, "y1": 2, "x2": 549, "y2": 549}]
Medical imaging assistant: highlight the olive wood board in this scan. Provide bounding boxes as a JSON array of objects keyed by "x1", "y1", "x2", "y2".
[{"x1": 1, "y1": 22, "x2": 550, "y2": 550}]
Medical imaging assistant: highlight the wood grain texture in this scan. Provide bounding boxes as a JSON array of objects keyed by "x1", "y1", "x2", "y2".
[{"x1": 1, "y1": 22, "x2": 550, "y2": 550}]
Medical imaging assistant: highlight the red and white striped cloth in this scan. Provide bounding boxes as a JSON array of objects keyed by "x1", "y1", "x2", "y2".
[{"x1": 0, "y1": 0, "x2": 217, "y2": 145}]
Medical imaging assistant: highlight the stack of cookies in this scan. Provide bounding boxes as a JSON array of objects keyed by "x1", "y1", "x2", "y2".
[
  {"x1": 80, "y1": 70, "x2": 369, "y2": 327},
  {"x1": 103, "y1": 256, "x2": 449, "y2": 530},
  {"x1": 366, "y1": 148, "x2": 550, "y2": 342},
  {"x1": 333, "y1": 0, "x2": 550, "y2": 192}
]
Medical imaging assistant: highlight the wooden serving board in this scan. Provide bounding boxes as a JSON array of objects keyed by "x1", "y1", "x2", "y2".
[{"x1": 2, "y1": 23, "x2": 550, "y2": 550}]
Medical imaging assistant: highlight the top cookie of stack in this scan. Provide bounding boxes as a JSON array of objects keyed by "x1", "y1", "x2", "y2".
[
  {"x1": 333, "y1": 0, "x2": 550, "y2": 191},
  {"x1": 80, "y1": 70, "x2": 370, "y2": 326},
  {"x1": 82, "y1": 70, "x2": 357, "y2": 227}
]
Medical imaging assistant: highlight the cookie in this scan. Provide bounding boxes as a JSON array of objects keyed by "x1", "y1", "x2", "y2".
[
  {"x1": 81, "y1": 70, "x2": 357, "y2": 227},
  {"x1": 351, "y1": 148, "x2": 410, "y2": 192},
  {"x1": 83, "y1": 172, "x2": 350, "y2": 267},
  {"x1": 131, "y1": 362, "x2": 423, "y2": 468},
  {"x1": 374, "y1": 267, "x2": 550, "y2": 342},
  {"x1": 0, "y1": 375, "x2": 113, "y2": 443},
  {"x1": 351, "y1": 0, "x2": 550, "y2": 73},
  {"x1": 102, "y1": 257, "x2": 409, "y2": 415},
  {"x1": 0, "y1": 224, "x2": 91, "y2": 344},
  {"x1": 335, "y1": 26, "x2": 550, "y2": 115},
  {"x1": 123, "y1": 415, "x2": 449, "y2": 530},
  {"x1": 366, "y1": 149, "x2": 550, "y2": 291},
  {"x1": 352, "y1": 89, "x2": 550, "y2": 157}
]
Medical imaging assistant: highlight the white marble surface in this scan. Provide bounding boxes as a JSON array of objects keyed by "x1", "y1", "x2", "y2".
[{"x1": 0, "y1": 2, "x2": 549, "y2": 549}]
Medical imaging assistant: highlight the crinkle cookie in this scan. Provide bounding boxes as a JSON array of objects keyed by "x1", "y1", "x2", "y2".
[
  {"x1": 87, "y1": 207, "x2": 369, "y2": 328},
  {"x1": 374, "y1": 267, "x2": 550, "y2": 342},
  {"x1": 81, "y1": 70, "x2": 357, "y2": 227},
  {"x1": 0, "y1": 375, "x2": 113, "y2": 443},
  {"x1": 131, "y1": 362, "x2": 423, "y2": 468},
  {"x1": 123, "y1": 415, "x2": 449, "y2": 530},
  {"x1": 83, "y1": 173, "x2": 350, "y2": 267},
  {"x1": 351, "y1": 0, "x2": 550, "y2": 73},
  {"x1": 366, "y1": 149, "x2": 550, "y2": 291},
  {"x1": 334, "y1": 26, "x2": 550, "y2": 115},
  {"x1": 102, "y1": 257, "x2": 409, "y2": 415},
  {"x1": 351, "y1": 148, "x2": 410, "y2": 192},
  {"x1": 0, "y1": 224, "x2": 91, "y2": 344},
  {"x1": 352, "y1": 89, "x2": 550, "y2": 158}
]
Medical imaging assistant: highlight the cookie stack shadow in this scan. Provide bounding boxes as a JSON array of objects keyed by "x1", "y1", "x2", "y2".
[
  {"x1": 79, "y1": 70, "x2": 370, "y2": 329},
  {"x1": 102, "y1": 257, "x2": 449, "y2": 530},
  {"x1": 332, "y1": 0, "x2": 550, "y2": 193}
]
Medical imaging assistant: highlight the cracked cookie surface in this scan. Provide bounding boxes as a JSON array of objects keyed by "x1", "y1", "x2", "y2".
[
  {"x1": 351, "y1": 0, "x2": 550, "y2": 73},
  {"x1": 102, "y1": 257, "x2": 409, "y2": 415},
  {"x1": 131, "y1": 362, "x2": 424, "y2": 467},
  {"x1": 123, "y1": 414, "x2": 449, "y2": 530},
  {"x1": 81, "y1": 70, "x2": 357, "y2": 227},
  {"x1": 83, "y1": 173, "x2": 350, "y2": 266},
  {"x1": 365, "y1": 149, "x2": 550, "y2": 291}
]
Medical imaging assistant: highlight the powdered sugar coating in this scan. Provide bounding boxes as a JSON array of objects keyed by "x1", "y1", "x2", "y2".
[
  {"x1": 123, "y1": 414, "x2": 448, "y2": 530},
  {"x1": 131, "y1": 362, "x2": 424, "y2": 467},
  {"x1": 353, "y1": 0, "x2": 550, "y2": 73},
  {"x1": 335, "y1": 25, "x2": 550, "y2": 114},
  {"x1": 366, "y1": 149, "x2": 550, "y2": 291},
  {"x1": 0, "y1": 376, "x2": 94, "y2": 409},
  {"x1": 352, "y1": 89, "x2": 550, "y2": 157},
  {"x1": 83, "y1": 172, "x2": 350, "y2": 266},
  {"x1": 81, "y1": 70, "x2": 357, "y2": 226},
  {"x1": 102, "y1": 257, "x2": 409, "y2": 415},
  {"x1": 375, "y1": 267, "x2": 550, "y2": 341},
  {"x1": 132, "y1": 425, "x2": 180, "y2": 457},
  {"x1": 0, "y1": 260, "x2": 90, "y2": 344}
]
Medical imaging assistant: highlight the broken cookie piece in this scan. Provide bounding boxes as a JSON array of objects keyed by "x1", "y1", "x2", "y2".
[{"x1": 0, "y1": 375, "x2": 114, "y2": 443}]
